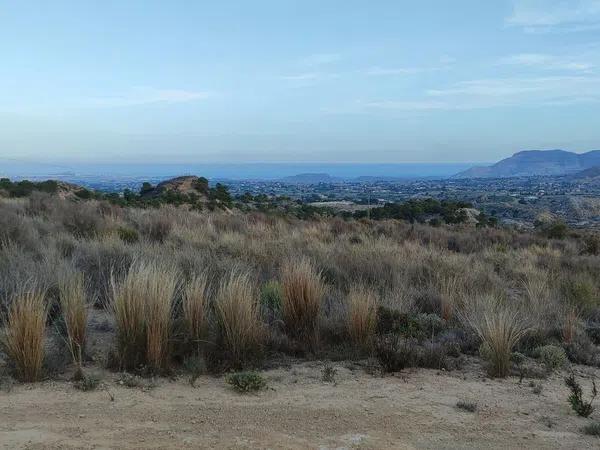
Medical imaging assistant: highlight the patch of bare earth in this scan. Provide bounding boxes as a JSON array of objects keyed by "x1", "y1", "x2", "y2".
[{"x1": 1, "y1": 362, "x2": 599, "y2": 449}]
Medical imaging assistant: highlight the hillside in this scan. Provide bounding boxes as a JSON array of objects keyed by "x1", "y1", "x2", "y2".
[
  {"x1": 455, "y1": 150, "x2": 600, "y2": 178},
  {"x1": 139, "y1": 175, "x2": 209, "y2": 198},
  {"x1": 571, "y1": 165, "x2": 600, "y2": 181}
]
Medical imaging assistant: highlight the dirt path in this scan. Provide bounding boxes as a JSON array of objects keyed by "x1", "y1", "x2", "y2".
[{"x1": 1, "y1": 362, "x2": 599, "y2": 449}]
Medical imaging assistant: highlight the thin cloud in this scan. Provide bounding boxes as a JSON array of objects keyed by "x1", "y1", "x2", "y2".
[
  {"x1": 299, "y1": 53, "x2": 342, "y2": 67},
  {"x1": 87, "y1": 88, "x2": 212, "y2": 107},
  {"x1": 498, "y1": 53, "x2": 594, "y2": 71},
  {"x1": 358, "y1": 75, "x2": 600, "y2": 112},
  {"x1": 507, "y1": 0, "x2": 600, "y2": 32},
  {"x1": 364, "y1": 66, "x2": 422, "y2": 76}
]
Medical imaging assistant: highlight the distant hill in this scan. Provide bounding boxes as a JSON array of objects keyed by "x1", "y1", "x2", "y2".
[
  {"x1": 571, "y1": 165, "x2": 600, "y2": 180},
  {"x1": 454, "y1": 150, "x2": 600, "y2": 178},
  {"x1": 140, "y1": 175, "x2": 208, "y2": 198},
  {"x1": 280, "y1": 173, "x2": 339, "y2": 184}
]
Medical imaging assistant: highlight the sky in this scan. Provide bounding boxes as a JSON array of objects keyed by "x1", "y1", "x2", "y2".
[{"x1": 1, "y1": 0, "x2": 600, "y2": 165}]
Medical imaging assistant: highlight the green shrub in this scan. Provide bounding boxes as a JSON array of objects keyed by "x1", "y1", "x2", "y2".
[
  {"x1": 74, "y1": 374, "x2": 101, "y2": 391},
  {"x1": 374, "y1": 335, "x2": 416, "y2": 372},
  {"x1": 226, "y1": 371, "x2": 266, "y2": 393},
  {"x1": 117, "y1": 227, "x2": 139, "y2": 244},
  {"x1": 565, "y1": 373, "x2": 597, "y2": 417},
  {"x1": 260, "y1": 280, "x2": 283, "y2": 311},
  {"x1": 537, "y1": 345, "x2": 567, "y2": 371}
]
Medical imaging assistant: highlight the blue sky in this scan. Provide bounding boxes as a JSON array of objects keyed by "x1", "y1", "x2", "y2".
[{"x1": 1, "y1": 0, "x2": 600, "y2": 164}]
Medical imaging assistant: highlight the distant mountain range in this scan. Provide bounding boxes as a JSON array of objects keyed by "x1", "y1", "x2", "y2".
[{"x1": 454, "y1": 150, "x2": 600, "y2": 179}]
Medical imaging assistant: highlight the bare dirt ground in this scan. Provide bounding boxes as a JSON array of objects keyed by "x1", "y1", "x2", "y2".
[{"x1": 1, "y1": 361, "x2": 599, "y2": 449}]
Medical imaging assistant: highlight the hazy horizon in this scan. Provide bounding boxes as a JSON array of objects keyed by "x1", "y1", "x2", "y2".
[{"x1": 2, "y1": 1, "x2": 600, "y2": 165}]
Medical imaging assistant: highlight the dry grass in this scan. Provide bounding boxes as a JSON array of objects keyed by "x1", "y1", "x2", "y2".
[
  {"x1": 1, "y1": 286, "x2": 47, "y2": 382},
  {"x1": 111, "y1": 261, "x2": 178, "y2": 371},
  {"x1": 463, "y1": 294, "x2": 530, "y2": 377},
  {"x1": 182, "y1": 273, "x2": 210, "y2": 351},
  {"x1": 58, "y1": 270, "x2": 88, "y2": 375},
  {"x1": 346, "y1": 285, "x2": 377, "y2": 350},
  {"x1": 280, "y1": 258, "x2": 325, "y2": 349},
  {"x1": 215, "y1": 269, "x2": 264, "y2": 367}
]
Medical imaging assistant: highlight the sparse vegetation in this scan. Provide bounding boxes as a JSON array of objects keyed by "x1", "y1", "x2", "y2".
[{"x1": 537, "y1": 345, "x2": 567, "y2": 372}]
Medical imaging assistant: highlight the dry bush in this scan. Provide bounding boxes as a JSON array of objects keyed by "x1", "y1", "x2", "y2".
[
  {"x1": 215, "y1": 269, "x2": 264, "y2": 368},
  {"x1": 280, "y1": 258, "x2": 325, "y2": 349},
  {"x1": 182, "y1": 273, "x2": 210, "y2": 352},
  {"x1": 1, "y1": 286, "x2": 47, "y2": 381},
  {"x1": 462, "y1": 294, "x2": 530, "y2": 377},
  {"x1": 346, "y1": 285, "x2": 377, "y2": 350},
  {"x1": 58, "y1": 270, "x2": 88, "y2": 375},
  {"x1": 111, "y1": 261, "x2": 178, "y2": 371}
]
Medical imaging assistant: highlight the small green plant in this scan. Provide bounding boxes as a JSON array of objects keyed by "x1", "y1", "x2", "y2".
[
  {"x1": 456, "y1": 400, "x2": 477, "y2": 412},
  {"x1": 117, "y1": 373, "x2": 157, "y2": 390},
  {"x1": 183, "y1": 356, "x2": 206, "y2": 387},
  {"x1": 321, "y1": 363, "x2": 337, "y2": 383},
  {"x1": 74, "y1": 374, "x2": 101, "y2": 391},
  {"x1": 565, "y1": 373, "x2": 597, "y2": 417},
  {"x1": 117, "y1": 226, "x2": 139, "y2": 244},
  {"x1": 582, "y1": 421, "x2": 600, "y2": 436},
  {"x1": 260, "y1": 281, "x2": 283, "y2": 311},
  {"x1": 226, "y1": 371, "x2": 266, "y2": 393},
  {"x1": 537, "y1": 345, "x2": 567, "y2": 372}
]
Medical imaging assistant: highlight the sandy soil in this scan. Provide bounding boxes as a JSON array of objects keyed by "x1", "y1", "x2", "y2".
[{"x1": 1, "y1": 361, "x2": 599, "y2": 449}]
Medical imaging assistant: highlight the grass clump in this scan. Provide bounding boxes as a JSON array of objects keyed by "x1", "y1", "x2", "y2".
[
  {"x1": 456, "y1": 400, "x2": 477, "y2": 412},
  {"x1": 1, "y1": 287, "x2": 47, "y2": 382},
  {"x1": 463, "y1": 295, "x2": 530, "y2": 378},
  {"x1": 565, "y1": 372, "x2": 597, "y2": 417},
  {"x1": 280, "y1": 258, "x2": 325, "y2": 349},
  {"x1": 182, "y1": 273, "x2": 210, "y2": 352},
  {"x1": 226, "y1": 371, "x2": 266, "y2": 393},
  {"x1": 346, "y1": 286, "x2": 377, "y2": 351},
  {"x1": 215, "y1": 270, "x2": 264, "y2": 369},
  {"x1": 58, "y1": 270, "x2": 88, "y2": 378},
  {"x1": 111, "y1": 261, "x2": 178, "y2": 372}
]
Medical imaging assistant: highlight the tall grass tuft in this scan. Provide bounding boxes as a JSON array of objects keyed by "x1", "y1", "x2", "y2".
[
  {"x1": 215, "y1": 269, "x2": 264, "y2": 368},
  {"x1": 182, "y1": 273, "x2": 210, "y2": 352},
  {"x1": 280, "y1": 258, "x2": 325, "y2": 349},
  {"x1": 58, "y1": 270, "x2": 88, "y2": 377},
  {"x1": 463, "y1": 294, "x2": 530, "y2": 378},
  {"x1": 346, "y1": 285, "x2": 377, "y2": 351},
  {"x1": 1, "y1": 286, "x2": 47, "y2": 382},
  {"x1": 111, "y1": 261, "x2": 178, "y2": 372}
]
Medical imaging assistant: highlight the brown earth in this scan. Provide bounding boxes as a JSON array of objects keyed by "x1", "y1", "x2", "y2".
[{"x1": 1, "y1": 361, "x2": 599, "y2": 449}]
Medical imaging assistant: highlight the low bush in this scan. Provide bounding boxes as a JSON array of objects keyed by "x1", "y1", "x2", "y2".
[
  {"x1": 226, "y1": 371, "x2": 266, "y2": 393},
  {"x1": 321, "y1": 363, "x2": 337, "y2": 383},
  {"x1": 117, "y1": 227, "x2": 139, "y2": 244},
  {"x1": 374, "y1": 335, "x2": 417, "y2": 373},
  {"x1": 536, "y1": 345, "x2": 567, "y2": 372},
  {"x1": 74, "y1": 373, "x2": 101, "y2": 391}
]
